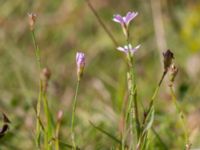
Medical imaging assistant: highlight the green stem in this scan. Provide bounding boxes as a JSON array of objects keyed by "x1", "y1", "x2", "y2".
[
  {"x1": 144, "y1": 71, "x2": 166, "y2": 121},
  {"x1": 55, "y1": 121, "x2": 61, "y2": 150},
  {"x1": 139, "y1": 71, "x2": 167, "y2": 148},
  {"x1": 131, "y1": 67, "x2": 140, "y2": 140},
  {"x1": 85, "y1": 0, "x2": 118, "y2": 47},
  {"x1": 31, "y1": 29, "x2": 42, "y2": 149},
  {"x1": 71, "y1": 80, "x2": 80, "y2": 150},
  {"x1": 31, "y1": 30, "x2": 41, "y2": 69},
  {"x1": 43, "y1": 91, "x2": 53, "y2": 150},
  {"x1": 36, "y1": 80, "x2": 43, "y2": 149},
  {"x1": 169, "y1": 86, "x2": 190, "y2": 149},
  {"x1": 126, "y1": 31, "x2": 140, "y2": 140}
]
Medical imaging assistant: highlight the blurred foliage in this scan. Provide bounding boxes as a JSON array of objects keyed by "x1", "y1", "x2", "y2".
[{"x1": 0, "y1": 0, "x2": 200, "y2": 149}]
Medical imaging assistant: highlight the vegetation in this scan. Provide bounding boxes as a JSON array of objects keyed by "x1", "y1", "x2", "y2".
[{"x1": 0, "y1": 0, "x2": 200, "y2": 149}]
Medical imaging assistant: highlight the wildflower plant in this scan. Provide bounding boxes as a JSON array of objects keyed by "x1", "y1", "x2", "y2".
[
  {"x1": 71, "y1": 52, "x2": 86, "y2": 149},
  {"x1": 111, "y1": 11, "x2": 190, "y2": 149},
  {"x1": 24, "y1": 4, "x2": 191, "y2": 150},
  {"x1": 28, "y1": 13, "x2": 61, "y2": 150}
]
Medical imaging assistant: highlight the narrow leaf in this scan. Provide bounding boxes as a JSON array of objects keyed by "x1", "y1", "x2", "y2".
[{"x1": 89, "y1": 121, "x2": 121, "y2": 144}]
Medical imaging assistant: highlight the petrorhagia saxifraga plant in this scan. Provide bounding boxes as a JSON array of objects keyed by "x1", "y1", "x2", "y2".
[
  {"x1": 28, "y1": 13, "x2": 54, "y2": 149},
  {"x1": 137, "y1": 50, "x2": 174, "y2": 149},
  {"x1": 113, "y1": 11, "x2": 176, "y2": 149},
  {"x1": 71, "y1": 52, "x2": 86, "y2": 149},
  {"x1": 40, "y1": 68, "x2": 55, "y2": 150},
  {"x1": 28, "y1": 13, "x2": 43, "y2": 148},
  {"x1": 168, "y1": 64, "x2": 191, "y2": 150},
  {"x1": 113, "y1": 11, "x2": 141, "y2": 149}
]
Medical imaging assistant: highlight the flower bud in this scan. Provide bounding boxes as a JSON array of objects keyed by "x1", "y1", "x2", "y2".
[
  {"x1": 163, "y1": 49, "x2": 174, "y2": 72},
  {"x1": 40, "y1": 67, "x2": 51, "y2": 81},
  {"x1": 40, "y1": 67, "x2": 51, "y2": 92},
  {"x1": 28, "y1": 13, "x2": 37, "y2": 31},
  {"x1": 76, "y1": 52, "x2": 85, "y2": 81},
  {"x1": 57, "y1": 110, "x2": 63, "y2": 123},
  {"x1": 169, "y1": 64, "x2": 178, "y2": 87}
]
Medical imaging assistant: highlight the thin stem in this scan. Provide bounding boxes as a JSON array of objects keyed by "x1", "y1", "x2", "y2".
[
  {"x1": 55, "y1": 121, "x2": 61, "y2": 150},
  {"x1": 31, "y1": 30, "x2": 41, "y2": 69},
  {"x1": 85, "y1": 0, "x2": 118, "y2": 47},
  {"x1": 169, "y1": 86, "x2": 190, "y2": 150},
  {"x1": 145, "y1": 71, "x2": 166, "y2": 120},
  {"x1": 126, "y1": 31, "x2": 140, "y2": 140},
  {"x1": 71, "y1": 80, "x2": 80, "y2": 150},
  {"x1": 43, "y1": 90, "x2": 54, "y2": 150},
  {"x1": 138, "y1": 71, "x2": 167, "y2": 148},
  {"x1": 36, "y1": 80, "x2": 43, "y2": 149},
  {"x1": 31, "y1": 29, "x2": 42, "y2": 149},
  {"x1": 131, "y1": 67, "x2": 140, "y2": 140}
]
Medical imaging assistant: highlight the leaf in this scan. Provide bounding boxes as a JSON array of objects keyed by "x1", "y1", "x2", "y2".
[
  {"x1": 59, "y1": 141, "x2": 81, "y2": 150},
  {"x1": 89, "y1": 121, "x2": 121, "y2": 144},
  {"x1": 142, "y1": 106, "x2": 155, "y2": 134}
]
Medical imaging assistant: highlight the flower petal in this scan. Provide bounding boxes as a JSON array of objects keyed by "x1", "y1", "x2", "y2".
[
  {"x1": 117, "y1": 46, "x2": 126, "y2": 52},
  {"x1": 113, "y1": 14, "x2": 124, "y2": 24},
  {"x1": 125, "y1": 11, "x2": 138, "y2": 25},
  {"x1": 76, "y1": 52, "x2": 85, "y2": 66},
  {"x1": 130, "y1": 45, "x2": 140, "y2": 54}
]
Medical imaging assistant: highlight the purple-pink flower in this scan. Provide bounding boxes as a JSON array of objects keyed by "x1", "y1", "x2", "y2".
[
  {"x1": 113, "y1": 11, "x2": 138, "y2": 27},
  {"x1": 76, "y1": 52, "x2": 85, "y2": 80},
  {"x1": 117, "y1": 44, "x2": 140, "y2": 55}
]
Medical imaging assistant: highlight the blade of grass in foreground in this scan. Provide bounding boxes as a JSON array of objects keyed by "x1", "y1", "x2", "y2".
[{"x1": 89, "y1": 121, "x2": 121, "y2": 145}]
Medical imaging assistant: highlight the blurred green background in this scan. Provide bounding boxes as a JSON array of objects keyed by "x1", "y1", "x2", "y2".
[{"x1": 0, "y1": 0, "x2": 200, "y2": 149}]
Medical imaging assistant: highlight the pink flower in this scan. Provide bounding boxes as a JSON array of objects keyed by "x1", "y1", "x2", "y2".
[
  {"x1": 113, "y1": 11, "x2": 138, "y2": 27},
  {"x1": 76, "y1": 52, "x2": 85, "y2": 80}
]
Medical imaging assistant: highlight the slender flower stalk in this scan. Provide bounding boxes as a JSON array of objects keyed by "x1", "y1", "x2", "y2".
[
  {"x1": 85, "y1": 0, "x2": 118, "y2": 47},
  {"x1": 55, "y1": 110, "x2": 63, "y2": 150},
  {"x1": 168, "y1": 64, "x2": 191, "y2": 150},
  {"x1": 28, "y1": 13, "x2": 41, "y2": 69},
  {"x1": 137, "y1": 71, "x2": 166, "y2": 149},
  {"x1": 40, "y1": 68, "x2": 54, "y2": 150},
  {"x1": 113, "y1": 11, "x2": 140, "y2": 149},
  {"x1": 138, "y1": 50, "x2": 174, "y2": 148},
  {"x1": 170, "y1": 87, "x2": 190, "y2": 150},
  {"x1": 71, "y1": 52, "x2": 86, "y2": 149},
  {"x1": 28, "y1": 13, "x2": 43, "y2": 148},
  {"x1": 71, "y1": 81, "x2": 80, "y2": 150}
]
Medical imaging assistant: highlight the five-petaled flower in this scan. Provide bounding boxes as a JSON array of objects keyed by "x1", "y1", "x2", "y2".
[
  {"x1": 117, "y1": 44, "x2": 140, "y2": 55},
  {"x1": 76, "y1": 52, "x2": 85, "y2": 80},
  {"x1": 113, "y1": 11, "x2": 138, "y2": 36}
]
